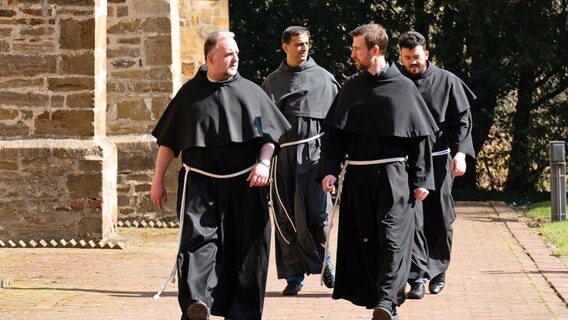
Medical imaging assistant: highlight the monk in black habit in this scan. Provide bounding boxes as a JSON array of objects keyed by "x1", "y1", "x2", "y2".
[
  {"x1": 150, "y1": 31, "x2": 290, "y2": 320},
  {"x1": 398, "y1": 31, "x2": 476, "y2": 299},
  {"x1": 261, "y1": 26, "x2": 340, "y2": 296},
  {"x1": 321, "y1": 24, "x2": 438, "y2": 320}
]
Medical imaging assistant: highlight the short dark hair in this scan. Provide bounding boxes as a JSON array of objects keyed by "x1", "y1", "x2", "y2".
[
  {"x1": 349, "y1": 23, "x2": 389, "y2": 55},
  {"x1": 281, "y1": 26, "x2": 310, "y2": 44},
  {"x1": 204, "y1": 31, "x2": 235, "y2": 58},
  {"x1": 398, "y1": 31, "x2": 427, "y2": 50}
]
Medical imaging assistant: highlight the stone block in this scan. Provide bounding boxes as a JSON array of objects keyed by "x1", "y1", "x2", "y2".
[
  {"x1": 117, "y1": 37, "x2": 141, "y2": 45},
  {"x1": 78, "y1": 215, "x2": 102, "y2": 239},
  {"x1": 108, "y1": 19, "x2": 141, "y2": 34},
  {"x1": 35, "y1": 109, "x2": 95, "y2": 137},
  {"x1": 140, "y1": 17, "x2": 170, "y2": 34},
  {"x1": 0, "y1": 54, "x2": 57, "y2": 77},
  {"x1": 151, "y1": 96, "x2": 169, "y2": 120},
  {"x1": 0, "y1": 78, "x2": 45, "y2": 90},
  {"x1": 131, "y1": 0, "x2": 169, "y2": 15},
  {"x1": 51, "y1": 0, "x2": 94, "y2": 5},
  {"x1": 116, "y1": 99, "x2": 151, "y2": 121},
  {"x1": 19, "y1": 26, "x2": 56, "y2": 37},
  {"x1": 116, "y1": 5, "x2": 128, "y2": 17},
  {"x1": 0, "y1": 40, "x2": 9, "y2": 51},
  {"x1": 12, "y1": 40, "x2": 58, "y2": 53},
  {"x1": 145, "y1": 34, "x2": 171, "y2": 66},
  {"x1": 47, "y1": 76, "x2": 94, "y2": 91},
  {"x1": 66, "y1": 92, "x2": 94, "y2": 108},
  {"x1": 0, "y1": 90, "x2": 50, "y2": 107},
  {"x1": 20, "y1": 7, "x2": 53, "y2": 16},
  {"x1": 0, "y1": 139, "x2": 118, "y2": 242},
  {"x1": 67, "y1": 173, "x2": 103, "y2": 198},
  {"x1": 128, "y1": 81, "x2": 171, "y2": 94},
  {"x1": 0, "y1": 9, "x2": 16, "y2": 17},
  {"x1": 107, "y1": 47, "x2": 140, "y2": 59},
  {"x1": 60, "y1": 51, "x2": 94, "y2": 75},
  {"x1": 111, "y1": 59, "x2": 136, "y2": 68},
  {"x1": 60, "y1": 18, "x2": 95, "y2": 50},
  {"x1": 0, "y1": 28, "x2": 12, "y2": 37},
  {"x1": 0, "y1": 107, "x2": 18, "y2": 120},
  {"x1": 0, "y1": 122, "x2": 29, "y2": 137}
]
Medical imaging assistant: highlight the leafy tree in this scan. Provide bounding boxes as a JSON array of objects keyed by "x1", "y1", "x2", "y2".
[
  {"x1": 229, "y1": 0, "x2": 568, "y2": 193},
  {"x1": 501, "y1": 0, "x2": 568, "y2": 192}
]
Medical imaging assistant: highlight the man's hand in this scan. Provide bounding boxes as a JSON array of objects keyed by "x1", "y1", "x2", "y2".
[
  {"x1": 451, "y1": 152, "x2": 467, "y2": 177},
  {"x1": 247, "y1": 162, "x2": 270, "y2": 187},
  {"x1": 413, "y1": 187, "x2": 429, "y2": 201},
  {"x1": 322, "y1": 175, "x2": 337, "y2": 193},
  {"x1": 151, "y1": 181, "x2": 167, "y2": 209},
  {"x1": 150, "y1": 146, "x2": 174, "y2": 209}
]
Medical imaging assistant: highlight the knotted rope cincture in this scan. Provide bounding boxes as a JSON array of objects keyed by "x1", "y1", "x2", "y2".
[
  {"x1": 432, "y1": 148, "x2": 450, "y2": 157},
  {"x1": 153, "y1": 163, "x2": 256, "y2": 301},
  {"x1": 269, "y1": 132, "x2": 325, "y2": 245},
  {"x1": 320, "y1": 156, "x2": 407, "y2": 285}
]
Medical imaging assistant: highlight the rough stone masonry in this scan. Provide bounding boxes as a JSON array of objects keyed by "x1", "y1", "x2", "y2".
[{"x1": 0, "y1": 0, "x2": 229, "y2": 247}]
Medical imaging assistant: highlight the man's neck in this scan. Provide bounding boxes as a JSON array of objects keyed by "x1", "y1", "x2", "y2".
[
  {"x1": 206, "y1": 70, "x2": 233, "y2": 82},
  {"x1": 286, "y1": 59, "x2": 305, "y2": 68},
  {"x1": 366, "y1": 56, "x2": 387, "y2": 75}
]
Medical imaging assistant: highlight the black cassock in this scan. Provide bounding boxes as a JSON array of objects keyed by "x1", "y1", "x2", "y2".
[
  {"x1": 323, "y1": 63, "x2": 438, "y2": 308},
  {"x1": 261, "y1": 58, "x2": 340, "y2": 279},
  {"x1": 401, "y1": 62, "x2": 476, "y2": 280},
  {"x1": 152, "y1": 66, "x2": 290, "y2": 320}
]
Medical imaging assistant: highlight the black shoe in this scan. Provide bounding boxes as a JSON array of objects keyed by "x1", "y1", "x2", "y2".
[
  {"x1": 323, "y1": 263, "x2": 335, "y2": 288},
  {"x1": 372, "y1": 306, "x2": 393, "y2": 320},
  {"x1": 429, "y1": 273, "x2": 446, "y2": 294},
  {"x1": 282, "y1": 281, "x2": 302, "y2": 296},
  {"x1": 392, "y1": 307, "x2": 399, "y2": 320},
  {"x1": 372, "y1": 302, "x2": 392, "y2": 320},
  {"x1": 407, "y1": 281, "x2": 425, "y2": 299},
  {"x1": 186, "y1": 301, "x2": 210, "y2": 320}
]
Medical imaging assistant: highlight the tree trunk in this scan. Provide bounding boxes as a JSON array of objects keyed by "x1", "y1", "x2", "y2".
[{"x1": 504, "y1": 69, "x2": 535, "y2": 192}]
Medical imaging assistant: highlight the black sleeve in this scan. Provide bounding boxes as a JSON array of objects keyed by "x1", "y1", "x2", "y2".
[
  {"x1": 449, "y1": 109, "x2": 475, "y2": 159},
  {"x1": 321, "y1": 127, "x2": 349, "y2": 178},
  {"x1": 407, "y1": 135, "x2": 435, "y2": 191}
]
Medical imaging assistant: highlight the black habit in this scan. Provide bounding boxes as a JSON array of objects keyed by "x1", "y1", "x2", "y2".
[
  {"x1": 323, "y1": 63, "x2": 438, "y2": 308},
  {"x1": 401, "y1": 62, "x2": 476, "y2": 280},
  {"x1": 262, "y1": 57, "x2": 340, "y2": 280},
  {"x1": 152, "y1": 66, "x2": 290, "y2": 320}
]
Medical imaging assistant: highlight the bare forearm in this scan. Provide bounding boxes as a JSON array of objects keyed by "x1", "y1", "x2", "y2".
[
  {"x1": 152, "y1": 146, "x2": 175, "y2": 184},
  {"x1": 259, "y1": 142, "x2": 276, "y2": 162}
]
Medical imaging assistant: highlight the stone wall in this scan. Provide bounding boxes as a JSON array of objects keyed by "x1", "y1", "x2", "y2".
[
  {"x1": 0, "y1": 0, "x2": 229, "y2": 245},
  {"x1": 107, "y1": 0, "x2": 229, "y2": 225}
]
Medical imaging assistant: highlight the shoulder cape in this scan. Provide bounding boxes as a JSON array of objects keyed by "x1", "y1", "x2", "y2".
[
  {"x1": 152, "y1": 66, "x2": 291, "y2": 151},
  {"x1": 261, "y1": 57, "x2": 340, "y2": 119},
  {"x1": 332, "y1": 63, "x2": 438, "y2": 137},
  {"x1": 401, "y1": 62, "x2": 476, "y2": 122}
]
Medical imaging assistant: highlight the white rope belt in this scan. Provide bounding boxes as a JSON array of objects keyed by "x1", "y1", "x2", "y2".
[
  {"x1": 345, "y1": 156, "x2": 407, "y2": 166},
  {"x1": 432, "y1": 148, "x2": 451, "y2": 157},
  {"x1": 320, "y1": 155, "x2": 407, "y2": 285},
  {"x1": 269, "y1": 132, "x2": 325, "y2": 246},
  {"x1": 181, "y1": 163, "x2": 257, "y2": 179},
  {"x1": 279, "y1": 132, "x2": 325, "y2": 148},
  {"x1": 153, "y1": 162, "x2": 256, "y2": 301}
]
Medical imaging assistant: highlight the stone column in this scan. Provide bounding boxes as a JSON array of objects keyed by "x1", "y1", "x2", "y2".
[
  {"x1": 106, "y1": 0, "x2": 229, "y2": 226},
  {"x1": 0, "y1": 0, "x2": 230, "y2": 246},
  {"x1": 0, "y1": 0, "x2": 117, "y2": 246}
]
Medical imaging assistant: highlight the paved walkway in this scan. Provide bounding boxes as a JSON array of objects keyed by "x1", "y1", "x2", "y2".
[{"x1": 1, "y1": 202, "x2": 567, "y2": 319}]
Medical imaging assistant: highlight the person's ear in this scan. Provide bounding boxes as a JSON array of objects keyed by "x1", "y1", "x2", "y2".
[
  {"x1": 373, "y1": 45, "x2": 381, "y2": 56},
  {"x1": 281, "y1": 43, "x2": 288, "y2": 55}
]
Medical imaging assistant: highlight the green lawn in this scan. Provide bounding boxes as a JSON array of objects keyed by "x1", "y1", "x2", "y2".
[{"x1": 524, "y1": 200, "x2": 568, "y2": 256}]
